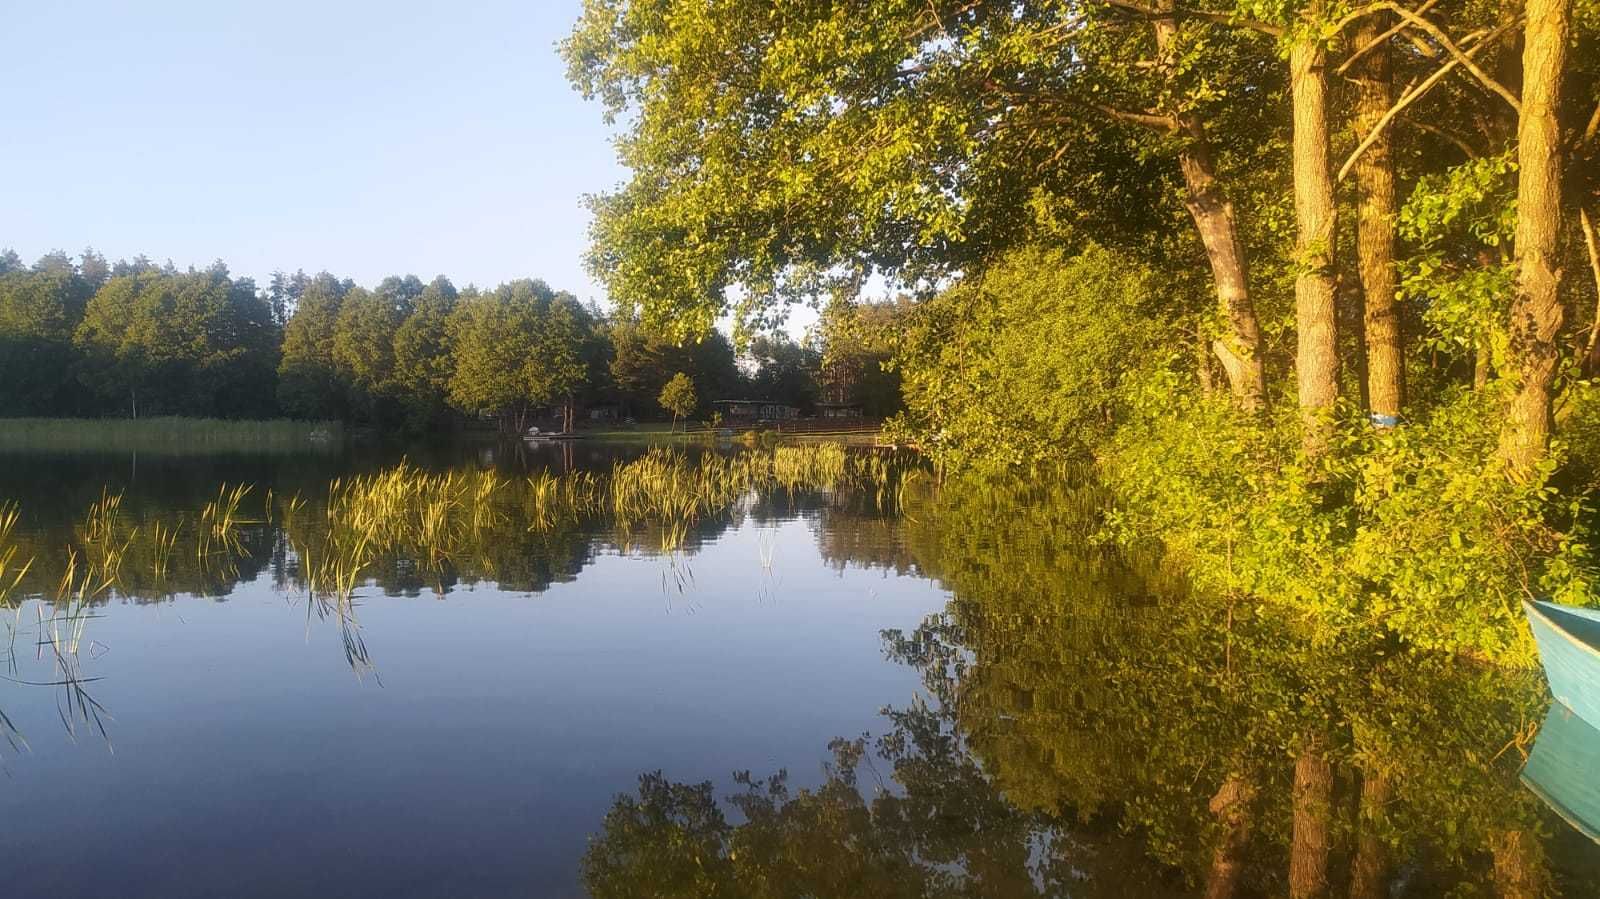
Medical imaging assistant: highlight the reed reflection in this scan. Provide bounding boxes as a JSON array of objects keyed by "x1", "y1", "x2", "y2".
[{"x1": 0, "y1": 445, "x2": 920, "y2": 748}]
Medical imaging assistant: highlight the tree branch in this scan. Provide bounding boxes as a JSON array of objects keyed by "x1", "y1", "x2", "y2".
[
  {"x1": 1099, "y1": 0, "x2": 1284, "y2": 37},
  {"x1": 1335, "y1": 0, "x2": 1440, "y2": 76},
  {"x1": 1581, "y1": 207, "x2": 1600, "y2": 374},
  {"x1": 1399, "y1": 114, "x2": 1482, "y2": 158},
  {"x1": 1333, "y1": 1, "x2": 1521, "y2": 113},
  {"x1": 1336, "y1": 23, "x2": 1511, "y2": 183},
  {"x1": 1090, "y1": 102, "x2": 1180, "y2": 131}
]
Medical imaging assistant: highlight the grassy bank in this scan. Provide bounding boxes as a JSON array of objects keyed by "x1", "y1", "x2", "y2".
[{"x1": 0, "y1": 418, "x2": 343, "y2": 455}]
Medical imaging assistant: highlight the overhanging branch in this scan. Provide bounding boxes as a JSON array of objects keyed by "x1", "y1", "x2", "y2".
[{"x1": 1336, "y1": 22, "x2": 1513, "y2": 183}]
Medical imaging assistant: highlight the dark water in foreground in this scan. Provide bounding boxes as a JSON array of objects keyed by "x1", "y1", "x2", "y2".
[{"x1": 1, "y1": 442, "x2": 1598, "y2": 897}]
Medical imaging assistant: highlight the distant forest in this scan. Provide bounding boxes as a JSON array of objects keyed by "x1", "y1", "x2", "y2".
[{"x1": 0, "y1": 249, "x2": 902, "y2": 432}]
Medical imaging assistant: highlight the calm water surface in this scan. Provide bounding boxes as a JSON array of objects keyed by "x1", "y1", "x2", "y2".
[{"x1": 1, "y1": 442, "x2": 1598, "y2": 897}]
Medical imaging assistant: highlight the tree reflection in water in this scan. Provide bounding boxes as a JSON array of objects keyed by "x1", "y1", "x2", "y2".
[{"x1": 589, "y1": 476, "x2": 1600, "y2": 897}]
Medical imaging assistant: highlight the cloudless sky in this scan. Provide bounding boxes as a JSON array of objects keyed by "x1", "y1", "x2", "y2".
[{"x1": 0, "y1": 0, "x2": 624, "y2": 302}]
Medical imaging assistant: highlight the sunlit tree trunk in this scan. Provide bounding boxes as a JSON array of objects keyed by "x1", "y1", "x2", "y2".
[
  {"x1": 1154, "y1": 0, "x2": 1267, "y2": 411},
  {"x1": 1203, "y1": 774, "x2": 1255, "y2": 899},
  {"x1": 1290, "y1": 5, "x2": 1340, "y2": 455},
  {"x1": 1499, "y1": 0, "x2": 1573, "y2": 472},
  {"x1": 1348, "y1": 770, "x2": 1393, "y2": 899},
  {"x1": 1350, "y1": 15, "x2": 1403, "y2": 426},
  {"x1": 1289, "y1": 747, "x2": 1332, "y2": 899}
]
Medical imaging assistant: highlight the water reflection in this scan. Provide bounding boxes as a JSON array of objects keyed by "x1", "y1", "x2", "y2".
[
  {"x1": 1, "y1": 448, "x2": 1598, "y2": 895},
  {"x1": 587, "y1": 475, "x2": 1600, "y2": 897},
  {"x1": 1523, "y1": 707, "x2": 1600, "y2": 844},
  {"x1": 0, "y1": 445, "x2": 920, "y2": 752}
]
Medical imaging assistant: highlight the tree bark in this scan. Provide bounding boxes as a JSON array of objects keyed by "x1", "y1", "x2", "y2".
[
  {"x1": 1153, "y1": 1, "x2": 1267, "y2": 411},
  {"x1": 1289, "y1": 747, "x2": 1333, "y2": 899},
  {"x1": 1348, "y1": 770, "x2": 1393, "y2": 899},
  {"x1": 1291, "y1": 8, "x2": 1341, "y2": 456},
  {"x1": 1203, "y1": 774, "x2": 1255, "y2": 899},
  {"x1": 1350, "y1": 15, "x2": 1403, "y2": 426},
  {"x1": 1499, "y1": 0, "x2": 1573, "y2": 472}
]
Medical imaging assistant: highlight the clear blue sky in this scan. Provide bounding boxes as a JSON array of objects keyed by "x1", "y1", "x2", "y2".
[{"x1": 0, "y1": 0, "x2": 623, "y2": 302}]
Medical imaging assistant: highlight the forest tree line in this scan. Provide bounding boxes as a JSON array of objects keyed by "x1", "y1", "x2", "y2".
[
  {"x1": 0, "y1": 249, "x2": 902, "y2": 431},
  {"x1": 566, "y1": 4, "x2": 1599, "y2": 892}
]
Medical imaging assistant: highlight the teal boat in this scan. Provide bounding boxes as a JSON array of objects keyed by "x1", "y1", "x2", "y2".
[
  {"x1": 1522, "y1": 704, "x2": 1600, "y2": 844},
  {"x1": 1524, "y1": 600, "x2": 1600, "y2": 731}
]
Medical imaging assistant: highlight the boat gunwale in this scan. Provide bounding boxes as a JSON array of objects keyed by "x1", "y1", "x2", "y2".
[{"x1": 1524, "y1": 600, "x2": 1600, "y2": 666}]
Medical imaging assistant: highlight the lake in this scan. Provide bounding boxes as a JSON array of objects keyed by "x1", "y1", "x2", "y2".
[{"x1": 1, "y1": 441, "x2": 1597, "y2": 897}]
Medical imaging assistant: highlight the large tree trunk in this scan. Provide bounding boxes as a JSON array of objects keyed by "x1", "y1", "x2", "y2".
[
  {"x1": 1348, "y1": 770, "x2": 1393, "y2": 899},
  {"x1": 1290, "y1": 10, "x2": 1341, "y2": 456},
  {"x1": 1153, "y1": 1, "x2": 1267, "y2": 411},
  {"x1": 1203, "y1": 774, "x2": 1255, "y2": 899},
  {"x1": 1350, "y1": 15, "x2": 1403, "y2": 426},
  {"x1": 1289, "y1": 747, "x2": 1333, "y2": 899},
  {"x1": 1499, "y1": 0, "x2": 1574, "y2": 472}
]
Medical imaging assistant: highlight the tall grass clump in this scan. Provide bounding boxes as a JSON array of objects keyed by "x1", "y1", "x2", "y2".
[{"x1": 0, "y1": 418, "x2": 342, "y2": 455}]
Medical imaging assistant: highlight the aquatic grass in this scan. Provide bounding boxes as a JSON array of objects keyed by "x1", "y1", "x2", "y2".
[
  {"x1": 0, "y1": 502, "x2": 35, "y2": 608},
  {"x1": 195, "y1": 483, "x2": 254, "y2": 567},
  {"x1": 0, "y1": 417, "x2": 343, "y2": 455},
  {"x1": 148, "y1": 519, "x2": 179, "y2": 583},
  {"x1": 78, "y1": 489, "x2": 138, "y2": 586}
]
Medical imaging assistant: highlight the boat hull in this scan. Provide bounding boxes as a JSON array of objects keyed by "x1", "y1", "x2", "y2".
[{"x1": 1525, "y1": 600, "x2": 1600, "y2": 731}]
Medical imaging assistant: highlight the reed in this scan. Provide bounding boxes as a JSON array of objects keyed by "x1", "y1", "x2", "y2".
[
  {"x1": 79, "y1": 489, "x2": 136, "y2": 586},
  {"x1": 196, "y1": 483, "x2": 254, "y2": 564},
  {"x1": 0, "y1": 502, "x2": 35, "y2": 608},
  {"x1": 0, "y1": 417, "x2": 343, "y2": 455}
]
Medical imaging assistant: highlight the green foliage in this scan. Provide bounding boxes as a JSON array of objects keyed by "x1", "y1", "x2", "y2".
[
  {"x1": 1397, "y1": 152, "x2": 1518, "y2": 361},
  {"x1": 891, "y1": 244, "x2": 1165, "y2": 472},
  {"x1": 887, "y1": 472, "x2": 1560, "y2": 891},
  {"x1": 657, "y1": 372, "x2": 697, "y2": 426},
  {"x1": 871, "y1": 230, "x2": 1598, "y2": 663},
  {"x1": 392, "y1": 276, "x2": 460, "y2": 430},
  {"x1": 1104, "y1": 372, "x2": 1595, "y2": 663},
  {"x1": 2, "y1": 247, "x2": 842, "y2": 433},
  {"x1": 74, "y1": 263, "x2": 277, "y2": 418},
  {"x1": 444, "y1": 280, "x2": 598, "y2": 430},
  {"x1": 745, "y1": 334, "x2": 820, "y2": 411},
  {"x1": 816, "y1": 297, "x2": 906, "y2": 417},
  {"x1": 605, "y1": 316, "x2": 743, "y2": 418},
  {"x1": 562, "y1": 0, "x2": 1240, "y2": 339},
  {"x1": 276, "y1": 273, "x2": 351, "y2": 420},
  {"x1": 0, "y1": 251, "x2": 101, "y2": 415}
]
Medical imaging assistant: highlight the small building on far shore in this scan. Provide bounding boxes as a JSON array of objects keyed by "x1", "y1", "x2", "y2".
[
  {"x1": 712, "y1": 399, "x2": 799, "y2": 421},
  {"x1": 587, "y1": 402, "x2": 621, "y2": 423},
  {"x1": 815, "y1": 402, "x2": 865, "y2": 420}
]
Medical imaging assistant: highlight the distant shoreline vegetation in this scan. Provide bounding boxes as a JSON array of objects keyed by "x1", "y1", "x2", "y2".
[
  {"x1": 0, "y1": 418, "x2": 343, "y2": 455},
  {"x1": 0, "y1": 250, "x2": 901, "y2": 435}
]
